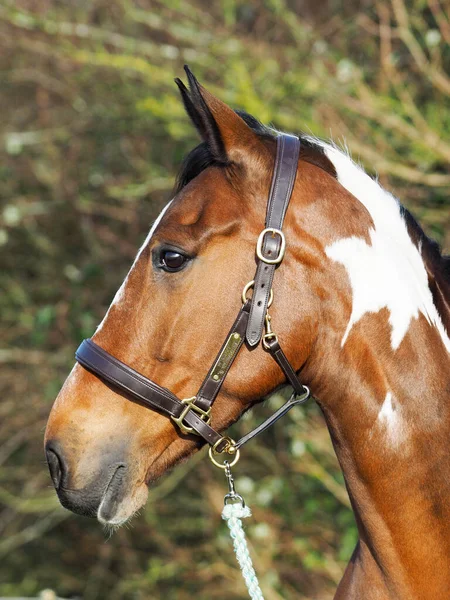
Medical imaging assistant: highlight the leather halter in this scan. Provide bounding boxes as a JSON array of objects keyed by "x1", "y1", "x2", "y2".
[{"x1": 75, "y1": 133, "x2": 310, "y2": 457}]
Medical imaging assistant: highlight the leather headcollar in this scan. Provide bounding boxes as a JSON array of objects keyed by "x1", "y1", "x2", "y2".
[{"x1": 75, "y1": 133, "x2": 310, "y2": 456}]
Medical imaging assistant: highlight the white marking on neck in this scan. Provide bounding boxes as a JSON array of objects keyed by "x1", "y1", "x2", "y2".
[
  {"x1": 315, "y1": 141, "x2": 450, "y2": 352},
  {"x1": 377, "y1": 392, "x2": 403, "y2": 446},
  {"x1": 95, "y1": 201, "x2": 172, "y2": 333}
]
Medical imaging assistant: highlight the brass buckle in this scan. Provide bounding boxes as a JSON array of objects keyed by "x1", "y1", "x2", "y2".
[
  {"x1": 171, "y1": 396, "x2": 211, "y2": 435},
  {"x1": 256, "y1": 228, "x2": 286, "y2": 265}
]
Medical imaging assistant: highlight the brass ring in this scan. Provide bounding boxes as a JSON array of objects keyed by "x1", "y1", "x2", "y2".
[
  {"x1": 209, "y1": 446, "x2": 241, "y2": 469},
  {"x1": 241, "y1": 280, "x2": 273, "y2": 308}
]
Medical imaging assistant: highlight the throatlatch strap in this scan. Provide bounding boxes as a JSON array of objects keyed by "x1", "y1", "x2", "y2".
[
  {"x1": 264, "y1": 338, "x2": 305, "y2": 396},
  {"x1": 246, "y1": 134, "x2": 300, "y2": 346},
  {"x1": 234, "y1": 385, "x2": 309, "y2": 449}
]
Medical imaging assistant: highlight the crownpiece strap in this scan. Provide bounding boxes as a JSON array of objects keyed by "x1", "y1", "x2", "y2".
[{"x1": 246, "y1": 134, "x2": 300, "y2": 346}]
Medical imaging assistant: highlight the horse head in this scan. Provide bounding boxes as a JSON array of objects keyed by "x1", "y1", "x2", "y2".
[{"x1": 45, "y1": 68, "x2": 350, "y2": 523}]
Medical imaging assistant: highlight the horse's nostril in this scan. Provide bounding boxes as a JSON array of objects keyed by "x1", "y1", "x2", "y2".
[{"x1": 46, "y1": 447, "x2": 64, "y2": 490}]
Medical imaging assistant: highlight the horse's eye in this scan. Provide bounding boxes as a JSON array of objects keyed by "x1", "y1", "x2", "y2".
[{"x1": 160, "y1": 250, "x2": 188, "y2": 272}]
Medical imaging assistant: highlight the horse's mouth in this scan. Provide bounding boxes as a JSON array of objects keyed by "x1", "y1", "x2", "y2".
[
  {"x1": 97, "y1": 465, "x2": 126, "y2": 524},
  {"x1": 97, "y1": 465, "x2": 149, "y2": 527}
]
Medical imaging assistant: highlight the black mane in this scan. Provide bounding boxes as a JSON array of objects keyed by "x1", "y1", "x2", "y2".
[
  {"x1": 402, "y1": 206, "x2": 450, "y2": 335},
  {"x1": 401, "y1": 205, "x2": 450, "y2": 290},
  {"x1": 175, "y1": 110, "x2": 336, "y2": 193}
]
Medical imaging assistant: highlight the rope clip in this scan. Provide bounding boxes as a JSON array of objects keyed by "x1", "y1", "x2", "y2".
[{"x1": 223, "y1": 461, "x2": 245, "y2": 506}]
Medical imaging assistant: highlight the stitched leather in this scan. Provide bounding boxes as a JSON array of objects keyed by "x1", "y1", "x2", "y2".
[
  {"x1": 76, "y1": 339, "x2": 181, "y2": 414},
  {"x1": 246, "y1": 134, "x2": 300, "y2": 346},
  {"x1": 234, "y1": 386, "x2": 309, "y2": 449},
  {"x1": 265, "y1": 339, "x2": 305, "y2": 396},
  {"x1": 76, "y1": 338, "x2": 226, "y2": 447},
  {"x1": 76, "y1": 334, "x2": 310, "y2": 451},
  {"x1": 195, "y1": 302, "x2": 251, "y2": 412}
]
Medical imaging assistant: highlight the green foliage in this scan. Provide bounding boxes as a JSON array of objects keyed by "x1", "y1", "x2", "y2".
[{"x1": 0, "y1": 0, "x2": 448, "y2": 598}]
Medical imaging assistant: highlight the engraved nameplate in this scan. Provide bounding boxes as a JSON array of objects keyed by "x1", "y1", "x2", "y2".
[{"x1": 210, "y1": 333, "x2": 242, "y2": 382}]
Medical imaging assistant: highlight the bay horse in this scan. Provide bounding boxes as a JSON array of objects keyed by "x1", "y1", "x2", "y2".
[{"x1": 45, "y1": 67, "x2": 450, "y2": 599}]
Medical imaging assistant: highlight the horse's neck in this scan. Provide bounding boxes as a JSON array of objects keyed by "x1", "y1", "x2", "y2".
[{"x1": 313, "y1": 316, "x2": 450, "y2": 598}]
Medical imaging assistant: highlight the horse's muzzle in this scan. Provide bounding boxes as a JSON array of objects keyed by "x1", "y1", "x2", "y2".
[{"x1": 45, "y1": 440, "x2": 128, "y2": 520}]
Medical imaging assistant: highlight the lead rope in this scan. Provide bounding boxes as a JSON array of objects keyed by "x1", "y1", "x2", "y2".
[{"x1": 219, "y1": 461, "x2": 265, "y2": 600}]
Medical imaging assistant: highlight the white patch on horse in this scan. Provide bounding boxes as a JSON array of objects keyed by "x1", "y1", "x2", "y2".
[
  {"x1": 316, "y1": 141, "x2": 450, "y2": 352},
  {"x1": 377, "y1": 392, "x2": 403, "y2": 445},
  {"x1": 95, "y1": 201, "x2": 172, "y2": 333}
]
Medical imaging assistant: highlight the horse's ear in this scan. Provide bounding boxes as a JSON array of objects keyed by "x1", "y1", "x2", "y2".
[{"x1": 175, "y1": 66, "x2": 261, "y2": 163}]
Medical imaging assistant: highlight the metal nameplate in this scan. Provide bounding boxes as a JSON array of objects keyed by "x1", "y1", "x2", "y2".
[{"x1": 210, "y1": 333, "x2": 241, "y2": 381}]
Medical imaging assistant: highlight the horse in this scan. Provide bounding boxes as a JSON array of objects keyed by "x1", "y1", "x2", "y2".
[{"x1": 45, "y1": 67, "x2": 450, "y2": 599}]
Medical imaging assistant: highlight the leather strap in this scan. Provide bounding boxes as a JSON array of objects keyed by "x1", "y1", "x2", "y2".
[
  {"x1": 76, "y1": 338, "x2": 227, "y2": 449},
  {"x1": 246, "y1": 134, "x2": 300, "y2": 346},
  {"x1": 235, "y1": 386, "x2": 309, "y2": 449},
  {"x1": 265, "y1": 338, "x2": 305, "y2": 396},
  {"x1": 76, "y1": 335, "x2": 310, "y2": 451},
  {"x1": 195, "y1": 302, "x2": 251, "y2": 412}
]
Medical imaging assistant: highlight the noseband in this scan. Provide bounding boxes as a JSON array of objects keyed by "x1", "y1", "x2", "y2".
[{"x1": 75, "y1": 134, "x2": 310, "y2": 464}]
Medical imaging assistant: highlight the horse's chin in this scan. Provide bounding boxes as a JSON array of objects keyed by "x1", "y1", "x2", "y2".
[{"x1": 97, "y1": 476, "x2": 149, "y2": 527}]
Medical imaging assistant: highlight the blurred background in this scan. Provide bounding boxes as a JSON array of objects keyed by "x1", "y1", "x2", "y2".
[{"x1": 0, "y1": 0, "x2": 448, "y2": 598}]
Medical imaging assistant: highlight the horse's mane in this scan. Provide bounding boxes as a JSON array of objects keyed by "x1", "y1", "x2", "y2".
[
  {"x1": 175, "y1": 110, "x2": 336, "y2": 193},
  {"x1": 401, "y1": 206, "x2": 450, "y2": 315}
]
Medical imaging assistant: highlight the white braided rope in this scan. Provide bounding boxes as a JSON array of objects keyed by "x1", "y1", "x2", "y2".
[{"x1": 222, "y1": 503, "x2": 265, "y2": 600}]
